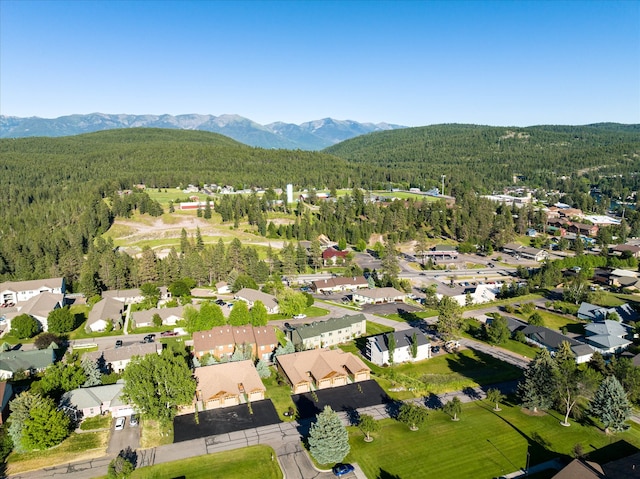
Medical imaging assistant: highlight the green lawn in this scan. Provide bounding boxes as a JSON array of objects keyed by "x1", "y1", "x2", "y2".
[
  {"x1": 513, "y1": 310, "x2": 584, "y2": 334},
  {"x1": 79, "y1": 414, "x2": 111, "y2": 431},
  {"x1": 345, "y1": 401, "x2": 640, "y2": 479},
  {"x1": 389, "y1": 348, "x2": 523, "y2": 395},
  {"x1": 262, "y1": 368, "x2": 296, "y2": 420},
  {"x1": 128, "y1": 445, "x2": 282, "y2": 479}
]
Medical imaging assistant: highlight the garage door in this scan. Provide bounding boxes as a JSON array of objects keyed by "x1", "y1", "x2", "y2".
[{"x1": 112, "y1": 407, "x2": 135, "y2": 418}]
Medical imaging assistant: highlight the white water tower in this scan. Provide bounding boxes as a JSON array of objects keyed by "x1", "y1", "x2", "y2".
[{"x1": 286, "y1": 184, "x2": 293, "y2": 204}]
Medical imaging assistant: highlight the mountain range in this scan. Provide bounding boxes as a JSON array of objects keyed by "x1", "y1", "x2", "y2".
[{"x1": 0, "y1": 113, "x2": 406, "y2": 150}]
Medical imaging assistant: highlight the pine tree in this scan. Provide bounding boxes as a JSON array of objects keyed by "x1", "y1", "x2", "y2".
[
  {"x1": 518, "y1": 348, "x2": 557, "y2": 413},
  {"x1": 274, "y1": 340, "x2": 295, "y2": 357},
  {"x1": 82, "y1": 356, "x2": 102, "y2": 387},
  {"x1": 308, "y1": 406, "x2": 350, "y2": 465},
  {"x1": 387, "y1": 332, "x2": 396, "y2": 364},
  {"x1": 256, "y1": 359, "x2": 272, "y2": 378},
  {"x1": 590, "y1": 375, "x2": 631, "y2": 433}
]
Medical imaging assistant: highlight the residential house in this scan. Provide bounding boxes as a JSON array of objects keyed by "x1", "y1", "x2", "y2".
[
  {"x1": 0, "y1": 346, "x2": 57, "y2": 379},
  {"x1": 311, "y1": 276, "x2": 369, "y2": 294},
  {"x1": 194, "y1": 360, "x2": 265, "y2": 409},
  {"x1": 83, "y1": 342, "x2": 162, "y2": 374},
  {"x1": 276, "y1": 349, "x2": 370, "y2": 394},
  {"x1": 504, "y1": 317, "x2": 593, "y2": 364},
  {"x1": 577, "y1": 302, "x2": 639, "y2": 323},
  {"x1": 610, "y1": 244, "x2": 640, "y2": 259},
  {"x1": 215, "y1": 281, "x2": 230, "y2": 294},
  {"x1": 434, "y1": 283, "x2": 499, "y2": 307},
  {"x1": 86, "y1": 297, "x2": 124, "y2": 332},
  {"x1": 234, "y1": 288, "x2": 279, "y2": 314},
  {"x1": 192, "y1": 325, "x2": 278, "y2": 362},
  {"x1": 288, "y1": 314, "x2": 366, "y2": 350},
  {"x1": 0, "y1": 382, "x2": 13, "y2": 424},
  {"x1": 131, "y1": 305, "x2": 186, "y2": 328},
  {"x1": 322, "y1": 247, "x2": 349, "y2": 266},
  {"x1": 567, "y1": 222, "x2": 599, "y2": 237},
  {"x1": 583, "y1": 320, "x2": 633, "y2": 355},
  {"x1": 365, "y1": 328, "x2": 431, "y2": 366},
  {"x1": 608, "y1": 269, "x2": 640, "y2": 289},
  {"x1": 0, "y1": 277, "x2": 65, "y2": 306},
  {"x1": 352, "y1": 287, "x2": 406, "y2": 304},
  {"x1": 60, "y1": 382, "x2": 133, "y2": 419},
  {"x1": 552, "y1": 450, "x2": 640, "y2": 479},
  {"x1": 3, "y1": 292, "x2": 65, "y2": 332},
  {"x1": 102, "y1": 287, "x2": 171, "y2": 304}
]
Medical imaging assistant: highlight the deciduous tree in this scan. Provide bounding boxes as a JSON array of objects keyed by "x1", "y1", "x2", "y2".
[
  {"x1": 358, "y1": 414, "x2": 380, "y2": 441},
  {"x1": 250, "y1": 301, "x2": 268, "y2": 326},
  {"x1": 228, "y1": 301, "x2": 250, "y2": 326},
  {"x1": 398, "y1": 403, "x2": 428, "y2": 430},
  {"x1": 47, "y1": 307, "x2": 76, "y2": 334},
  {"x1": 443, "y1": 396, "x2": 462, "y2": 421},
  {"x1": 436, "y1": 296, "x2": 463, "y2": 340},
  {"x1": 10, "y1": 314, "x2": 40, "y2": 339}
]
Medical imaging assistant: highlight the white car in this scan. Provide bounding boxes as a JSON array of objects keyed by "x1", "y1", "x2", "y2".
[
  {"x1": 293, "y1": 314, "x2": 307, "y2": 320},
  {"x1": 114, "y1": 417, "x2": 125, "y2": 431}
]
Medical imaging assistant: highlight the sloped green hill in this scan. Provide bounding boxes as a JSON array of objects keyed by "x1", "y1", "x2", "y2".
[{"x1": 325, "y1": 123, "x2": 640, "y2": 191}]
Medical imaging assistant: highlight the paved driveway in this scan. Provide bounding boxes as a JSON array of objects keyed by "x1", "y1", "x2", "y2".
[
  {"x1": 173, "y1": 399, "x2": 281, "y2": 442},
  {"x1": 106, "y1": 417, "x2": 140, "y2": 455}
]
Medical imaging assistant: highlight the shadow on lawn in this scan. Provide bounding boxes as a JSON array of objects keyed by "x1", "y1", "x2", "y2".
[
  {"x1": 477, "y1": 402, "x2": 564, "y2": 467},
  {"x1": 377, "y1": 469, "x2": 401, "y2": 479}
]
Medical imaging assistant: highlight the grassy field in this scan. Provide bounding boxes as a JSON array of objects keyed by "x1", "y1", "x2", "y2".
[
  {"x1": 513, "y1": 310, "x2": 584, "y2": 333},
  {"x1": 262, "y1": 368, "x2": 297, "y2": 421},
  {"x1": 126, "y1": 445, "x2": 282, "y2": 479},
  {"x1": 344, "y1": 401, "x2": 640, "y2": 479},
  {"x1": 6, "y1": 430, "x2": 109, "y2": 475},
  {"x1": 79, "y1": 414, "x2": 111, "y2": 431}
]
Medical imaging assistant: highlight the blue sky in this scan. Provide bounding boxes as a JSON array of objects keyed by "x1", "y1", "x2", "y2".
[{"x1": 1, "y1": 0, "x2": 638, "y2": 126}]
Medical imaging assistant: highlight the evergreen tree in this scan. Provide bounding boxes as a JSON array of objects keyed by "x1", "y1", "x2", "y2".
[
  {"x1": 82, "y1": 356, "x2": 102, "y2": 387},
  {"x1": 590, "y1": 375, "x2": 631, "y2": 433},
  {"x1": 518, "y1": 349, "x2": 557, "y2": 413},
  {"x1": 387, "y1": 332, "x2": 396, "y2": 364},
  {"x1": 204, "y1": 198, "x2": 212, "y2": 219},
  {"x1": 310, "y1": 239, "x2": 322, "y2": 272},
  {"x1": 256, "y1": 359, "x2": 272, "y2": 378},
  {"x1": 47, "y1": 307, "x2": 76, "y2": 334},
  {"x1": 308, "y1": 406, "x2": 350, "y2": 465},
  {"x1": 486, "y1": 315, "x2": 509, "y2": 345},
  {"x1": 436, "y1": 296, "x2": 463, "y2": 340},
  {"x1": 274, "y1": 340, "x2": 295, "y2": 357},
  {"x1": 410, "y1": 332, "x2": 418, "y2": 359},
  {"x1": 8, "y1": 392, "x2": 44, "y2": 452}
]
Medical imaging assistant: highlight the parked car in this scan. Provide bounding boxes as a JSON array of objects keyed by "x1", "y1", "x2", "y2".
[
  {"x1": 283, "y1": 322, "x2": 293, "y2": 330},
  {"x1": 142, "y1": 334, "x2": 156, "y2": 343},
  {"x1": 114, "y1": 417, "x2": 125, "y2": 431},
  {"x1": 332, "y1": 464, "x2": 355, "y2": 476},
  {"x1": 161, "y1": 331, "x2": 178, "y2": 337},
  {"x1": 129, "y1": 415, "x2": 139, "y2": 427},
  {"x1": 215, "y1": 299, "x2": 225, "y2": 306},
  {"x1": 115, "y1": 340, "x2": 123, "y2": 349},
  {"x1": 293, "y1": 314, "x2": 307, "y2": 320},
  {"x1": 432, "y1": 346, "x2": 441, "y2": 354}
]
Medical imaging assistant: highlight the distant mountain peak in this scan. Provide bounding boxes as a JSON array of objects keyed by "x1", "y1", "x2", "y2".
[{"x1": 0, "y1": 113, "x2": 407, "y2": 150}]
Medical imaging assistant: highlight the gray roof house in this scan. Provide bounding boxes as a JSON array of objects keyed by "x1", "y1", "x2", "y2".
[
  {"x1": 504, "y1": 317, "x2": 594, "y2": 364},
  {"x1": 288, "y1": 314, "x2": 366, "y2": 350},
  {"x1": 103, "y1": 287, "x2": 170, "y2": 304},
  {"x1": 4, "y1": 292, "x2": 65, "y2": 332},
  {"x1": 583, "y1": 320, "x2": 633, "y2": 355},
  {"x1": 61, "y1": 382, "x2": 133, "y2": 419},
  {"x1": 83, "y1": 342, "x2": 162, "y2": 373},
  {"x1": 577, "y1": 302, "x2": 639, "y2": 323},
  {"x1": 0, "y1": 277, "x2": 65, "y2": 306},
  {"x1": 234, "y1": 288, "x2": 279, "y2": 314},
  {"x1": 86, "y1": 297, "x2": 124, "y2": 332},
  {"x1": 0, "y1": 346, "x2": 57, "y2": 379},
  {"x1": 131, "y1": 305, "x2": 186, "y2": 328},
  {"x1": 365, "y1": 328, "x2": 431, "y2": 366}
]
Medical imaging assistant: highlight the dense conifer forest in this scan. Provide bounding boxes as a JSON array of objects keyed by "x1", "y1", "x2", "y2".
[{"x1": 1, "y1": 125, "x2": 638, "y2": 287}]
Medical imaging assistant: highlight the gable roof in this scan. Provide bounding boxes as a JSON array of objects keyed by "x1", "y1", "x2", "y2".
[
  {"x1": 18, "y1": 292, "x2": 64, "y2": 319},
  {"x1": 551, "y1": 458, "x2": 604, "y2": 479},
  {"x1": 585, "y1": 320, "x2": 628, "y2": 337},
  {"x1": 0, "y1": 277, "x2": 64, "y2": 294},
  {"x1": 87, "y1": 297, "x2": 124, "y2": 327},
  {"x1": 61, "y1": 382, "x2": 125, "y2": 410},
  {"x1": 131, "y1": 305, "x2": 185, "y2": 325},
  {"x1": 504, "y1": 316, "x2": 591, "y2": 358},
  {"x1": 192, "y1": 325, "x2": 278, "y2": 352},
  {"x1": 0, "y1": 348, "x2": 55, "y2": 373},
  {"x1": 578, "y1": 302, "x2": 639, "y2": 323},
  {"x1": 194, "y1": 360, "x2": 265, "y2": 400},
  {"x1": 322, "y1": 248, "x2": 348, "y2": 259},
  {"x1": 369, "y1": 327, "x2": 429, "y2": 352},
  {"x1": 84, "y1": 342, "x2": 161, "y2": 364},
  {"x1": 292, "y1": 314, "x2": 366, "y2": 341},
  {"x1": 354, "y1": 287, "x2": 405, "y2": 300},
  {"x1": 311, "y1": 276, "x2": 368, "y2": 290},
  {"x1": 235, "y1": 288, "x2": 278, "y2": 310}
]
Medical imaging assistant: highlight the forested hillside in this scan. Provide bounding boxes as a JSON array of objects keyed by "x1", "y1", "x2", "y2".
[
  {"x1": 325, "y1": 123, "x2": 640, "y2": 193},
  {"x1": 0, "y1": 128, "x2": 358, "y2": 282}
]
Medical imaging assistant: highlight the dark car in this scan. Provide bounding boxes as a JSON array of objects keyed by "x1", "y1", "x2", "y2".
[
  {"x1": 332, "y1": 464, "x2": 355, "y2": 476},
  {"x1": 115, "y1": 340, "x2": 123, "y2": 349},
  {"x1": 215, "y1": 299, "x2": 225, "y2": 306},
  {"x1": 432, "y1": 346, "x2": 441, "y2": 353},
  {"x1": 161, "y1": 331, "x2": 178, "y2": 337},
  {"x1": 283, "y1": 322, "x2": 293, "y2": 330},
  {"x1": 142, "y1": 334, "x2": 156, "y2": 343}
]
